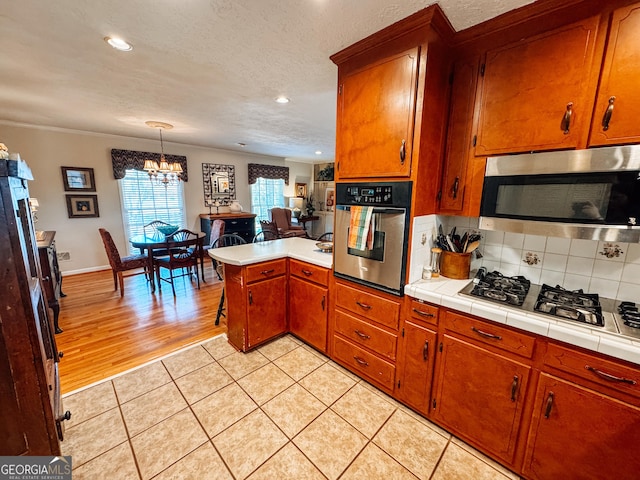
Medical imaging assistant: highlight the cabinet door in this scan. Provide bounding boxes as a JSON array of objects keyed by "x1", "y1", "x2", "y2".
[
  {"x1": 432, "y1": 334, "x2": 530, "y2": 465},
  {"x1": 289, "y1": 276, "x2": 328, "y2": 352},
  {"x1": 439, "y1": 56, "x2": 480, "y2": 214},
  {"x1": 523, "y1": 373, "x2": 640, "y2": 480},
  {"x1": 475, "y1": 16, "x2": 602, "y2": 155},
  {"x1": 337, "y1": 48, "x2": 418, "y2": 179},
  {"x1": 589, "y1": 3, "x2": 640, "y2": 146},
  {"x1": 395, "y1": 320, "x2": 437, "y2": 415},
  {"x1": 247, "y1": 276, "x2": 287, "y2": 348}
]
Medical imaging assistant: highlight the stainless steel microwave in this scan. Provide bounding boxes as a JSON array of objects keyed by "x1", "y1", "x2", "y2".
[{"x1": 479, "y1": 146, "x2": 640, "y2": 242}]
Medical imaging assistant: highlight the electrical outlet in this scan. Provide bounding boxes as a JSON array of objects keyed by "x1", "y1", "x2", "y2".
[{"x1": 57, "y1": 251, "x2": 71, "y2": 261}]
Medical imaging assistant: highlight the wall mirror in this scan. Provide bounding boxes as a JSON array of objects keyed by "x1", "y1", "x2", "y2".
[{"x1": 202, "y1": 163, "x2": 236, "y2": 206}]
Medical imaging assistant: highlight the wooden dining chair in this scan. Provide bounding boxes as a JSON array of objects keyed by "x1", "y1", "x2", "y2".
[
  {"x1": 99, "y1": 228, "x2": 150, "y2": 297},
  {"x1": 202, "y1": 219, "x2": 226, "y2": 280},
  {"x1": 211, "y1": 233, "x2": 247, "y2": 325},
  {"x1": 143, "y1": 220, "x2": 171, "y2": 235},
  {"x1": 154, "y1": 229, "x2": 202, "y2": 296}
]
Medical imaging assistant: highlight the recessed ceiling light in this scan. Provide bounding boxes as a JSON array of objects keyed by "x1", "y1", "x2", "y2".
[
  {"x1": 105, "y1": 37, "x2": 133, "y2": 51},
  {"x1": 315, "y1": 151, "x2": 322, "y2": 155},
  {"x1": 275, "y1": 96, "x2": 290, "y2": 104}
]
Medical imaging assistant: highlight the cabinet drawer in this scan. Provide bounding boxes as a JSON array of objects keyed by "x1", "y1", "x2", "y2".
[
  {"x1": 333, "y1": 335, "x2": 395, "y2": 392},
  {"x1": 334, "y1": 310, "x2": 397, "y2": 360},
  {"x1": 245, "y1": 259, "x2": 287, "y2": 284},
  {"x1": 443, "y1": 311, "x2": 535, "y2": 359},
  {"x1": 336, "y1": 283, "x2": 400, "y2": 329},
  {"x1": 409, "y1": 299, "x2": 439, "y2": 326},
  {"x1": 289, "y1": 259, "x2": 329, "y2": 287},
  {"x1": 544, "y1": 343, "x2": 640, "y2": 399},
  {"x1": 226, "y1": 218, "x2": 253, "y2": 231}
]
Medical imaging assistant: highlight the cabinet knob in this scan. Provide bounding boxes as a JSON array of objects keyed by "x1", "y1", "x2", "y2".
[
  {"x1": 58, "y1": 410, "x2": 72, "y2": 422},
  {"x1": 601, "y1": 96, "x2": 615, "y2": 131},
  {"x1": 58, "y1": 351, "x2": 64, "y2": 359}
]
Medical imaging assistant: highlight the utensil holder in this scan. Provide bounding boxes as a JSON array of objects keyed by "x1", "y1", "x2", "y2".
[{"x1": 440, "y1": 251, "x2": 472, "y2": 279}]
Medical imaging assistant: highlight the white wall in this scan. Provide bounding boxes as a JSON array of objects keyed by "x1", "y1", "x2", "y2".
[{"x1": 0, "y1": 123, "x2": 310, "y2": 274}]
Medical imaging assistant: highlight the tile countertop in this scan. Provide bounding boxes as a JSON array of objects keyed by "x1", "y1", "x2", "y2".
[
  {"x1": 405, "y1": 277, "x2": 640, "y2": 366},
  {"x1": 207, "y1": 237, "x2": 333, "y2": 269}
]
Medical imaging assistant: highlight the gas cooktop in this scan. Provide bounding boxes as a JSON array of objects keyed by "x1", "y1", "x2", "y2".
[{"x1": 459, "y1": 270, "x2": 639, "y2": 339}]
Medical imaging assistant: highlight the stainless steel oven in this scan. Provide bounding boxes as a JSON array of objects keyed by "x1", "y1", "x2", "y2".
[{"x1": 334, "y1": 182, "x2": 412, "y2": 296}]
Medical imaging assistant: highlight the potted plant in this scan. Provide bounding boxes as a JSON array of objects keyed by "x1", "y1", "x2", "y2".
[{"x1": 305, "y1": 194, "x2": 315, "y2": 216}]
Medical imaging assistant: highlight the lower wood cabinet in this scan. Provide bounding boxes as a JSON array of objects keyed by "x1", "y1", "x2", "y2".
[
  {"x1": 289, "y1": 276, "x2": 328, "y2": 353},
  {"x1": 523, "y1": 373, "x2": 640, "y2": 480},
  {"x1": 225, "y1": 259, "x2": 287, "y2": 351}
]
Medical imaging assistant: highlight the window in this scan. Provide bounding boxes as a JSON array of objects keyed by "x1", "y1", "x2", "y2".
[
  {"x1": 251, "y1": 177, "x2": 285, "y2": 229},
  {"x1": 119, "y1": 169, "x2": 185, "y2": 255}
]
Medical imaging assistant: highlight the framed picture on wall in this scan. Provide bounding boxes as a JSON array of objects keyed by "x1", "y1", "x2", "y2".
[
  {"x1": 66, "y1": 194, "x2": 100, "y2": 218},
  {"x1": 295, "y1": 183, "x2": 307, "y2": 198},
  {"x1": 324, "y1": 187, "x2": 335, "y2": 212},
  {"x1": 61, "y1": 167, "x2": 96, "y2": 192}
]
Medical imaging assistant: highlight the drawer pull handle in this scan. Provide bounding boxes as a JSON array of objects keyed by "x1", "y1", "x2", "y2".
[
  {"x1": 602, "y1": 96, "x2": 615, "y2": 131},
  {"x1": 354, "y1": 356, "x2": 369, "y2": 367},
  {"x1": 561, "y1": 102, "x2": 573, "y2": 134},
  {"x1": 511, "y1": 375, "x2": 519, "y2": 402},
  {"x1": 354, "y1": 330, "x2": 370, "y2": 340},
  {"x1": 585, "y1": 365, "x2": 636, "y2": 385},
  {"x1": 356, "y1": 301, "x2": 372, "y2": 310},
  {"x1": 321, "y1": 295, "x2": 325, "y2": 311},
  {"x1": 260, "y1": 269, "x2": 275, "y2": 275},
  {"x1": 471, "y1": 326, "x2": 502, "y2": 340},
  {"x1": 423, "y1": 340, "x2": 429, "y2": 361},
  {"x1": 544, "y1": 392, "x2": 554, "y2": 419},
  {"x1": 413, "y1": 308, "x2": 434, "y2": 318},
  {"x1": 302, "y1": 269, "x2": 313, "y2": 276},
  {"x1": 399, "y1": 139, "x2": 406, "y2": 164}
]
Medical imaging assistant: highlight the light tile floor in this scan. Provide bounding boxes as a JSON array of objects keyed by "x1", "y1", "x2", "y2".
[{"x1": 62, "y1": 334, "x2": 522, "y2": 480}]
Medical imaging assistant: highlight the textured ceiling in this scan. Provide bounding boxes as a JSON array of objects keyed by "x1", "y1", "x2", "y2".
[{"x1": 0, "y1": 0, "x2": 533, "y2": 161}]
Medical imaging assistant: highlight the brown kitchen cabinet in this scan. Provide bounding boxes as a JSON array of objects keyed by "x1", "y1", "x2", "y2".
[
  {"x1": 438, "y1": 56, "x2": 485, "y2": 216},
  {"x1": 288, "y1": 259, "x2": 329, "y2": 353},
  {"x1": 0, "y1": 159, "x2": 68, "y2": 455},
  {"x1": 474, "y1": 15, "x2": 604, "y2": 156},
  {"x1": 431, "y1": 311, "x2": 534, "y2": 467},
  {"x1": 224, "y1": 259, "x2": 287, "y2": 352},
  {"x1": 335, "y1": 48, "x2": 418, "y2": 179},
  {"x1": 589, "y1": 2, "x2": 640, "y2": 146}
]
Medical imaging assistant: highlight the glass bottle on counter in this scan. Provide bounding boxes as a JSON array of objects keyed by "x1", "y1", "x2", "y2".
[{"x1": 430, "y1": 247, "x2": 442, "y2": 278}]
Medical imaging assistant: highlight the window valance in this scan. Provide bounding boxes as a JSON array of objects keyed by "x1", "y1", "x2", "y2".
[
  {"x1": 110, "y1": 149, "x2": 189, "y2": 181},
  {"x1": 247, "y1": 163, "x2": 289, "y2": 185}
]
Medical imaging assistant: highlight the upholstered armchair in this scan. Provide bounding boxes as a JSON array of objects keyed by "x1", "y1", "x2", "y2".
[{"x1": 269, "y1": 208, "x2": 307, "y2": 238}]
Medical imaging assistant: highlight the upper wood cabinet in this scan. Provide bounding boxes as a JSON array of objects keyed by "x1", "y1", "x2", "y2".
[
  {"x1": 336, "y1": 49, "x2": 418, "y2": 179},
  {"x1": 474, "y1": 15, "x2": 603, "y2": 156},
  {"x1": 589, "y1": 3, "x2": 640, "y2": 146}
]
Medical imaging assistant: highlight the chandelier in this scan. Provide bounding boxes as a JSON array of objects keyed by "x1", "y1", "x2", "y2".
[{"x1": 143, "y1": 121, "x2": 183, "y2": 187}]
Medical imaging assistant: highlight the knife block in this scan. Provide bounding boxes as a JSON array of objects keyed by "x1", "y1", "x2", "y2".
[{"x1": 440, "y1": 251, "x2": 472, "y2": 279}]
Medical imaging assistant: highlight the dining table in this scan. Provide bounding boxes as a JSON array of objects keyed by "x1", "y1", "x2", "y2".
[{"x1": 129, "y1": 231, "x2": 206, "y2": 291}]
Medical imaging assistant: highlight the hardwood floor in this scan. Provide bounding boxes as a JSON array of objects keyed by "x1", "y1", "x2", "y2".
[{"x1": 55, "y1": 264, "x2": 226, "y2": 394}]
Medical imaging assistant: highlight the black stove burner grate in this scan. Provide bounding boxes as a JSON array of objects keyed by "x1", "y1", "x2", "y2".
[
  {"x1": 469, "y1": 271, "x2": 531, "y2": 306},
  {"x1": 619, "y1": 302, "x2": 640, "y2": 329},
  {"x1": 534, "y1": 284, "x2": 604, "y2": 326}
]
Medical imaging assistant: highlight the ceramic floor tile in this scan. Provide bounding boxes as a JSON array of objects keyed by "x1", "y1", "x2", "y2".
[
  {"x1": 293, "y1": 409, "x2": 367, "y2": 480},
  {"x1": 174, "y1": 361, "x2": 233, "y2": 404},
  {"x1": 113, "y1": 361, "x2": 172, "y2": 403},
  {"x1": 432, "y1": 442, "x2": 514, "y2": 480},
  {"x1": 72, "y1": 442, "x2": 139, "y2": 480},
  {"x1": 273, "y1": 345, "x2": 326, "y2": 381},
  {"x1": 373, "y1": 410, "x2": 449, "y2": 480},
  {"x1": 450, "y1": 437, "x2": 520, "y2": 479},
  {"x1": 121, "y1": 382, "x2": 187, "y2": 436},
  {"x1": 62, "y1": 380, "x2": 118, "y2": 428},
  {"x1": 217, "y1": 350, "x2": 269, "y2": 379},
  {"x1": 262, "y1": 384, "x2": 326, "y2": 438},
  {"x1": 340, "y1": 443, "x2": 419, "y2": 480},
  {"x1": 61, "y1": 408, "x2": 128, "y2": 468},
  {"x1": 331, "y1": 383, "x2": 397, "y2": 438},
  {"x1": 213, "y1": 409, "x2": 288, "y2": 480},
  {"x1": 153, "y1": 442, "x2": 233, "y2": 480},
  {"x1": 201, "y1": 334, "x2": 237, "y2": 360},
  {"x1": 162, "y1": 345, "x2": 214, "y2": 379},
  {"x1": 237, "y1": 362, "x2": 295, "y2": 405},
  {"x1": 246, "y1": 442, "x2": 325, "y2": 480},
  {"x1": 192, "y1": 383, "x2": 257, "y2": 438},
  {"x1": 130, "y1": 408, "x2": 208, "y2": 480},
  {"x1": 257, "y1": 335, "x2": 300, "y2": 360},
  {"x1": 298, "y1": 362, "x2": 357, "y2": 406}
]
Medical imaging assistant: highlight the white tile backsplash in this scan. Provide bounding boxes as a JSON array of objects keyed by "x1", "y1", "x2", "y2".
[{"x1": 411, "y1": 215, "x2": 640, "y2": 302}]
